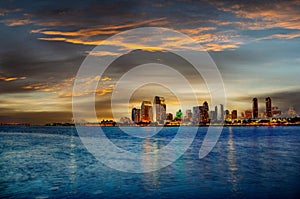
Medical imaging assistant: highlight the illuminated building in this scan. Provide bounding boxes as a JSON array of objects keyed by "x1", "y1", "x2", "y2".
[
  {"x1": 141, "y1": 101, "x2": 152, "y2": 122},
  {"x1": 241, "y1": 112, "x2": 245, "y2": 118},
  {"x1": 265, "y1": 97, "x2": 272, "y2": 118},
  {"x1": 202, "y1": 101, "x2": 209, "y2": 123},
  {"x1": 252, "y1": 98, "x2": 258, "y2": 118},
  {"x1": 153, "y1": 96, "x2": 166, "y2": 124},
  {"x1": 193, "y1": 106, "x2": 201, "y2": 124},
  {"x1": 217, "y1": 104, "x2": 224, "y2": 121},
  {"x1": 213, "y1": 105, "x2": 218, "y2": 122},
  {"x1": 231, "y1": 110, "x2": 237, "y2": 119},
  {"x1": 225, "y1": 110, "x2": 230, "y2": 120},
  {"x1": 131, "y1": 108, "x2": 141, "y2": 123},
  {"x1": 166, "y1": 113, "x2": 173, "y2": 121},
  {"x1": 244, "y1": 110, "x2": 252, "y2": 118},
  {"x1": 272, "y1": 107, "x2": 281, "y2": 117},
  {"x1": 186, "y1": 109, "x2": 192, "y2": 121},
  {"x1": 287, "y1": 106, "x2": 297, "y2": 117},
  {"x1": 209, "y1": 111, "x2": 215, "y2": 121},
  {"x1": 193, "y1": 101, "x2": 210, "y2": 125},
  {"x1": 175, "y1": 109, "x2": 182, "y2": 120}
]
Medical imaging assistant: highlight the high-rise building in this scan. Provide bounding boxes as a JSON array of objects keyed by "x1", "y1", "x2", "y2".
[
  {"x1": 153, "y1": 96, "x2": 166, "y2": 124},
  {"x1": 219, "y1": 104, "x2": 224, "y2": 121},
  {"x1": 193, "y1": 106, "x2": 201, "y2": 125},
  {"x1": 141, "y1": 101, "x2": 152, "y2": 122},
  {"x1": 131, "y1": 108, "x2": 141, "y2": 123},
  {"x1": 265, "y1": 97, "x2": 272, "y2": 118},
  {"x1": 241, "y1": 112, "x2": 245, "y2": 118},
  {"x1": 213, "y1": 105, "x2": 218, "y2": 122},
  {"x1": 166, "y1": 113, "x2": 173, "y2": 121},
  {"x1": 224, "y1": 110, "x2": 230, "y2": 120},
  {"x1": 287, "y1": 106, "x2": 297, "y2": 117},
  {"x1": 186, "y1": 109, "x2": 192, "y2": 121},
  {"x1": 209, "y1": 111, "x2": 215, "y2": 121},
  {"x1": 252, "y1": 98, "x2": 258, "y2": 118},
  {"x1": 175, "y1": 109, "x2": 182, "y2": 120},
  {"x1": 231, "y1": 110, "x2": 237, "y2": 119},
  {"x1": 202, "y1": 101, "x2": 209, "y2": 123},
  {"x1": 193, "y1": 101, "x2": 210, "y2": 125},
  {"x1": 131, "y1": 108, "x2": 137, "y2": 122},
  {"x1": 272, "y1": 107, "x2": 281, "y2": 116},
  {"x1": 244, "y1": 110, "x2": 252, "y2": 118}
]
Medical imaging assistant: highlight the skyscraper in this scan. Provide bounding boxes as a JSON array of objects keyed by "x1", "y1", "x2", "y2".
[
  {"x1": 202, "y1": 101, "x2": 209, "y2": 123},
  {"x1": 193, "y1": 101, "x2": 210, "y2": 125},
  {"x1": 131, "y1": 108, "x2": 141, "y2": 123},
  {"x1": 224, "y1": 110, "x2": 230, "y2": 120},
  {"x1": 185, "y1": 109, "x2": 192, "y2": 122},
  {"x1": 213, "y1": 105, "x2": 218, "y2": 122},
  {"x1": 219, "y1": 104, "x2": 224, "y2": 121},
  {"x1": 166, "y1": 113, "x2": 173, "y2": 121},
  {"x1": 231, "y1": 110, "x2": 237, "y2": 119},
  {"x1": 153, "y1": 96, "x2": 166, "y2": 124},
  {"x1": 244, "y1": 110, "x2": 253, "y2": 118},
  {"x1": 252, "y1": 98, "x2": 258, "y2": 118},
  {"x1": 193, "y1": 106, "x2": 201, "y2": 125},
  {"x1": 141, "y1": 101, "x2": 152, "y2": 122},
  {"x1": 265, "y1": 97, "x2": 272, "y2": 118},
  {"x1": 132, "y1": 108, "x2": 137, "y2": 121}
]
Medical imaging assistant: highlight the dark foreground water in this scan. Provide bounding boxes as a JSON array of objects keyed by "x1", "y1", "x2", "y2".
[{"x1": 0, "y1": 126, "x2": 299, "y2": 198}]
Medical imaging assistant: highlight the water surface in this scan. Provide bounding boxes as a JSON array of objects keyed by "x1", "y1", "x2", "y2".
[{"x1": 0, "y1": 126, "x2": 299, "y2": 198}]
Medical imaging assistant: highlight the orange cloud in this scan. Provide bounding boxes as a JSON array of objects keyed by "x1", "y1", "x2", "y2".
[
  {"x1": 86, "y1": 51, "x2": 121, "y2": 57},
  {"x1": 32, "y1": 18, "x2": 168, "y2": 37},
  {"x1": 0, "y1": 74, "x2": 26, "y2": 82},
  {"x1": 203, "y1": 43, "x2": 240, "y2": 51},
  {"x1": 1, "y1": 18, "x2": 32, "y2": 26},
  {"x1": 22, "y1": 76, "x2": 114, "y2": 97},
  {"x1": 179, "y1": 27, "x2": 216, "y2": 35},
  {"x1": 211, "y1": 1, "x2": 300, "y2": 31}
]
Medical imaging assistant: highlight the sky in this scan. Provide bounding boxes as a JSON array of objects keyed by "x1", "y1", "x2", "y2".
[{"x1": 0, "y1": 0, "x2": 300, "y2": 124}]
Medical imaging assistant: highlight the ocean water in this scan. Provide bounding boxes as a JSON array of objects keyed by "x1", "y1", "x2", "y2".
[{"x1": 0, "y1": 126, "x2": 299, "y2": 198}]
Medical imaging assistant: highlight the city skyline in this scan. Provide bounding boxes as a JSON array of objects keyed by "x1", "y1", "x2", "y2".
[
  {"x1": 128, "y1": 95, "x2": 298, "y2": 126},
  {"x1": 0, "y1": 0, "x2": 300, "y2": 124}
]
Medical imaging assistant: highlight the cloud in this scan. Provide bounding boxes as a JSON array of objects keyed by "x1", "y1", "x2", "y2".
[
  {"x1": 203, "y1": 43, "x2": 240, "y2": 51},
  {"x1": 1, "y1": 18, "x2": 33, "y2": 26},
  {"x1": 32, "y1": 18, "x2": 167, "y2": 36},
  {"x1": 0, "y1": 8, "x2": 21, "y2": 16},
  {"x1": 257, "y1": 32, "x2": 300, "y2": 40},
  {"x1": 22, "y1": 76, "x2": 114, "y2": 97},
  {"x1": 0, "y1": 74, "x2": 26, "y2": 82},
  {"x1": 211, "y1": 0, "x2": 300, "y2": 30}
]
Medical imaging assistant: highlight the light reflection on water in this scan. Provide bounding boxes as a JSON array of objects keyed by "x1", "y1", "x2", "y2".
[
  {"x1": 227, "y1": 127, "x2": 239, "y2": 195},
  {"x1": 0, "y1": 126, "x2": 300, "y2": 198}
]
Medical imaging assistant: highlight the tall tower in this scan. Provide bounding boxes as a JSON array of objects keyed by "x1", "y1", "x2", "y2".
[
  {"x1": 131, "y1": 108, "x2": 137, "y2": 121},
  {"x1": 265, "y1": 97, "x2": 272, "y2": 118},
  {"x1": 193, "y1": 101, "x2": 209, "y2": 125},
  {"x1": 231, "y1": 110, "x2": 237, "y2": 119},
  {"x1": 131, "y1": 108, "x2": 141, "y2": 123},
  {"x1": 252, "y1": 98, "x2": 258, "y2": 118},
  {"x1": 213, "y1": 105, "x2": 218, "y2": 122},
  {"x1": 202, "y1": 101, "x2": 209, "y2": 123},
  {"x1": 219, "y1": 104, "x2": 224, "y2": 121},
  {"x1": 186, "y1": 109, "x2": 192, "y2": 121},
  {"x1": 141, "y1": 101, "x2": 152, "y2": 122},
  {"x1": 153, "y1": 96, "x2": 166, "y2": 124}
]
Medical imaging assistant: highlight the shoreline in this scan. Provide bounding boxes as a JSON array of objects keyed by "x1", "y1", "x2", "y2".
[{"x1": 1, "y1": 123, "x2": 300, "y2": 127}]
